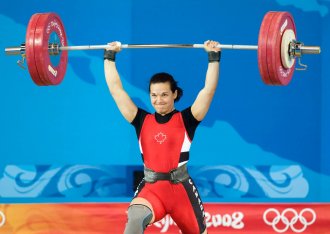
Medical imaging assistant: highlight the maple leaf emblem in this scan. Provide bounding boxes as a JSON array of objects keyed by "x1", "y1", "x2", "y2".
[{"x1": 154, "y1": 132, "x2": 167, "y2": 144}]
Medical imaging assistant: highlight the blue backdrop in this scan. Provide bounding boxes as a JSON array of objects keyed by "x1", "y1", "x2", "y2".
[{"x1": 0, "y1": 0, "x2": 329, "y2": 202}]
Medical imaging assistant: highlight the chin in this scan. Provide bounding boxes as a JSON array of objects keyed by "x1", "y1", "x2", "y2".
[
  {"x1": 154, "y1": 105, "x2": 171, "y2": 115},
  {"x1": 156, "y1": 109, "x2": 167, "y2": 115},
  {"x1": 156, "y1": 110, "x2": 165, "y2": 115}
]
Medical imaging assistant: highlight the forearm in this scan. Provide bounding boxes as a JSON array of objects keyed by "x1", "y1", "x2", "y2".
[
  {"x1": 203, "y1": 61, "x2": 220, "y2": 95},
  {"x1": 104, "y1": 60, "x2": 124, "y2": 96}
]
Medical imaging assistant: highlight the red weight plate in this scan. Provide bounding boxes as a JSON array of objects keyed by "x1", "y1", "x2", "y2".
[
  {"x1": 266, "y1": 12, "x2": 296, "y2": 85},
  {"x1": 34, "y1": 13, "x2": 68, "y2": 85},
  {"x1": 25, "y1": 13, "x2": 46, "y2": 86},
  {"x1": 258, "y1": 12, "x2": 277, "y2": 85}
]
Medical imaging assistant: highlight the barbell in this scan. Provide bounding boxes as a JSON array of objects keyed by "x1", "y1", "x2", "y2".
[{"x1": 4, "y1": 11, "x2": 321, "y2": 86}]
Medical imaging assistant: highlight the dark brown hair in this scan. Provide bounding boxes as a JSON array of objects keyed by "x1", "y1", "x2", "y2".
[{"x1": 149, "y1": 72, "x2": 183, "y2": 102}]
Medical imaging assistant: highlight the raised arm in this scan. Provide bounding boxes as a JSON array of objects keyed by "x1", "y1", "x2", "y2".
[
  {"x1": 104, "y1": 42, "x2": 138, "y2": 123},
  {"x1": 191, "y1": 40, "x2": 221, "y2": 121}
]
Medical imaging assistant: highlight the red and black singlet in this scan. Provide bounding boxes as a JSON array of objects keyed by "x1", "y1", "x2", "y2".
[{"x1": 130, "y1": 107, "x2": 207, "y2": 234}]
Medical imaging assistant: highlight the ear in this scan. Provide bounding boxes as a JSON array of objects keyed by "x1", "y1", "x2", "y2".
[{"x1": 173, "y1": 90, "x2": 178, "y2": 99}]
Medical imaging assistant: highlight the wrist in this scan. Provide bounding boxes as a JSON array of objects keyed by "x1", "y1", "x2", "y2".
[
  {"x1": 104, "y1": 50, "x2": 116, "y2": 62},
  {"x1": 208, "y1": 51, "x2": 221, "y2": 63}
]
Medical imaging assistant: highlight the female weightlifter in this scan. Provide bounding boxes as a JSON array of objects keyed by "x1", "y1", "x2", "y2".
[{"x1": 104, "y1": 40, "x2": 220, "y2": 234}]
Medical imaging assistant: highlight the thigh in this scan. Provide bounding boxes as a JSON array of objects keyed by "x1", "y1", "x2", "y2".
[
  {"x1": 134, "y1": 181, "x2": 167, "y2": 222},
  {"x1": 171, "y1": 179, "x2": 207, "y2": 234}
]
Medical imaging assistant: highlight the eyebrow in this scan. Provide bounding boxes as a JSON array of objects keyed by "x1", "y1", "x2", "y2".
[{"x1": 150, "y1": 91, "x2": 170, "y2": 95}]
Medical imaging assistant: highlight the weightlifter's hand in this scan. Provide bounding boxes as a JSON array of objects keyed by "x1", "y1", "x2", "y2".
[
  {"x1": 204, "y1": 40, "x2": 221, "y2": 52},
  {"x1": 204, "y1": 40, "x2": 221, "y2": 63},
  {"x1": 106, "y1": 41, "x2": 122, "y2": 52},
  {"x1": 104, "y1": 41, "x2": 121, "y2": 62}
]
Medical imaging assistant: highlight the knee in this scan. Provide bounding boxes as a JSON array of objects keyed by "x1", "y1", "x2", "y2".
[{"x1": 124, "y1": 204, "x2": 153, "y2": 234}]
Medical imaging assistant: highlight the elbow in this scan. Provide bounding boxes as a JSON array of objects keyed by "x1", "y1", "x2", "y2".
[
  {"x1": 204, "y1": 88, "x2": 216, "y2": 97},
  {"x1": 108, "y1": 83, "x2": 119, "y2": 97},
  {"x1": 105, "y1": 77, "x2": 117, "y2": 96}
]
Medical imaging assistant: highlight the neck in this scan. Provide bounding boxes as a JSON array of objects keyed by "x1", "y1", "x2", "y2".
[{"x1": 158, "y1": 107, "x2": 175, "y2": 116}]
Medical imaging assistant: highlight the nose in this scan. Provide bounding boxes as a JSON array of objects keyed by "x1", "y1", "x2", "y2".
[{"x1": 154, "y1": 95, "x2": 162, "y2": 103}]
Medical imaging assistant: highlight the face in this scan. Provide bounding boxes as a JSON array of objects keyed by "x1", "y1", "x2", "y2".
[{"x1": 150, "y1": 82, "x2": 177, "y2": 115}]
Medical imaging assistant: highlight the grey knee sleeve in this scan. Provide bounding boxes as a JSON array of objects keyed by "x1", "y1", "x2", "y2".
[{"x1": 124, "y1": 204, "x2": 153, "y2": 234}]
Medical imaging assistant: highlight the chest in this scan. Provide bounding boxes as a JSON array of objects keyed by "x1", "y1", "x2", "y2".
[{"x1": 140, "y1": 114, "x2": 186, "y2": 146}]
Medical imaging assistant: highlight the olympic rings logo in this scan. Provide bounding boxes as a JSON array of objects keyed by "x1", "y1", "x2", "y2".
[
  {"x1": 263, "y1": 208, "x2": 316, "y2": 233},
  {"x1": 0, "y1": 210, "x2": 5, "y2": 227}
]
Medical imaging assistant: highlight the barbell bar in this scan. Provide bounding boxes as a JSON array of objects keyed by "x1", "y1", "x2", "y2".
[
  {"x1": 4, "y1": 11, "x2": 321, "y2": 86},
  {"x1": 5, "y1": 44, "x2": 259, "y2": 54},
  {"x1": 5, "y1": 43, "x2": 321, "y2": 53}
]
